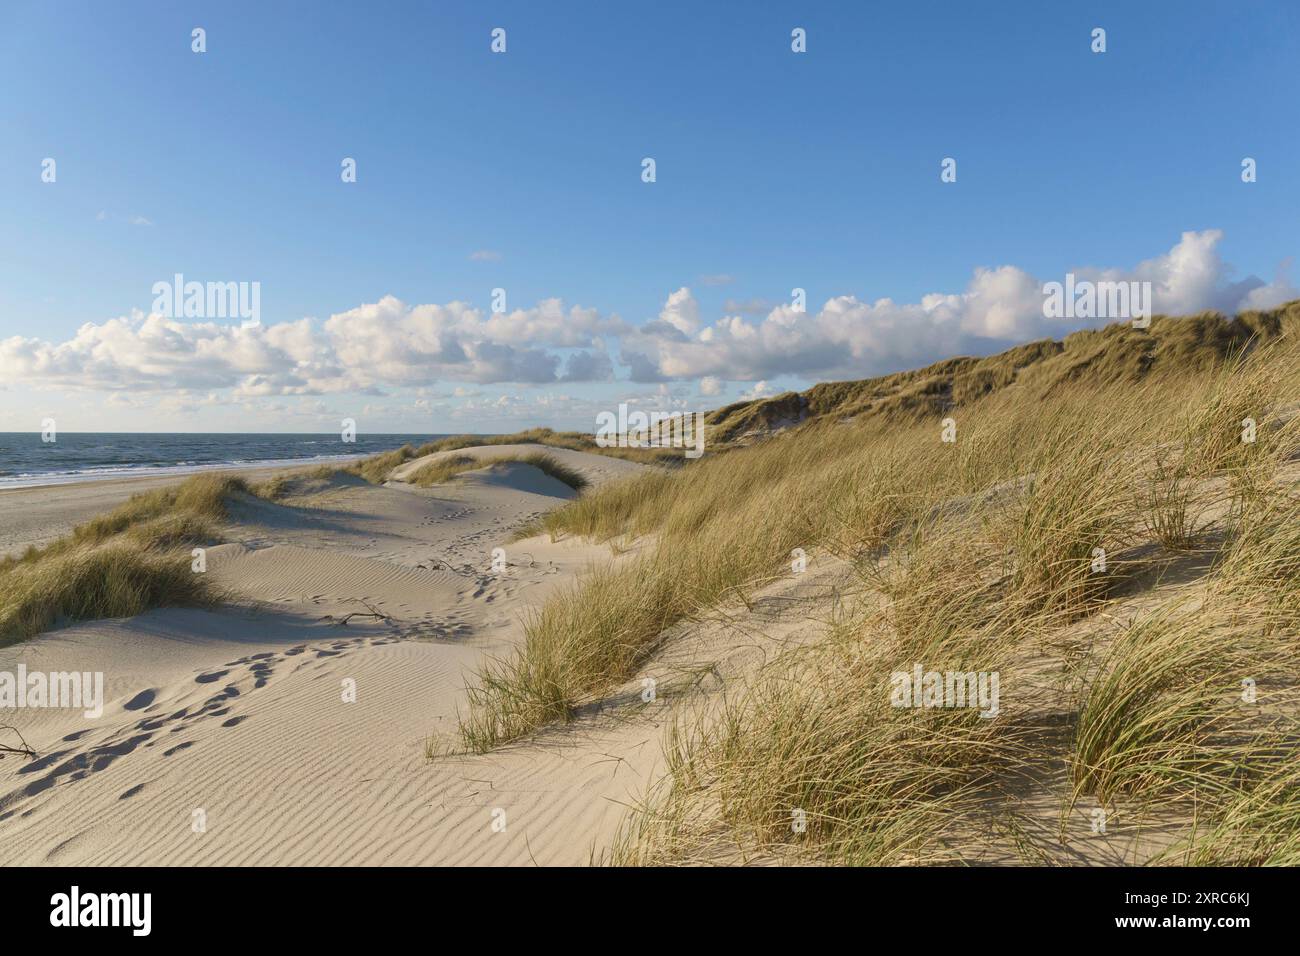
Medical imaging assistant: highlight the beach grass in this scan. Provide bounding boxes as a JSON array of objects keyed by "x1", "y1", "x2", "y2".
[
  {"x1": 452, "y1": 317, "x2": 1300, "y2": 864},
  {"x1": 407, "y1": 451, "x2": 590, "y2": 492},
  {"x1": 0, "y1": 473, "x2": 258, "y2": 644},
  {"x1": 344, "y1": 427, "x2": 682, "y2": 486}
]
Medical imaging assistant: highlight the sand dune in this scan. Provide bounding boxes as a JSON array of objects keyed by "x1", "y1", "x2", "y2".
[
  {"x1": 0, "y1": 446, "x2": 695, "y2": 865},
  {"x1": 387, "y1": 442, "x2": 642, "y2": 486}
]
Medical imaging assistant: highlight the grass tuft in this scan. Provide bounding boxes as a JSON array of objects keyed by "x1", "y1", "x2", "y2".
[{"x1": 0, "y1": 472, "x2": 260, "y2": 645}]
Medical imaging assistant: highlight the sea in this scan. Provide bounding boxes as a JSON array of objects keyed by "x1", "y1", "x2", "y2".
[{"x1": 0, "y1": 433, "x2": 450, "y2": 490}]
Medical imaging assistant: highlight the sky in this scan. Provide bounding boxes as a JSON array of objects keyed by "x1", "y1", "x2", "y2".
[{"x1": 0, "y1": 0, "x2": 1296, "y2": 434}]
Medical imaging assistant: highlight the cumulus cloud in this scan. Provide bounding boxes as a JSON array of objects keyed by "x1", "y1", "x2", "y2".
[
  {"x1": 559, "y1": 348, "x2": 615, "y2": 382},
  {"x1": 1238, "y1": 259, "x2": 1297, "y2": 311},
  {"x1": 0, "y1": 296, "x2": 617, "y2": 395},
  {"x1": 0, "y1": 313, "x2": 340, "y2": 394},
  {"x1": 618, "y1": 230, "x2": 1294, "y2": 383},
  {"x1": 650, "y1": 287, "x2": 701, "y2": 337},
  {"x1": 1, "y1": 231, "x2": 1291, "y2": 398}
]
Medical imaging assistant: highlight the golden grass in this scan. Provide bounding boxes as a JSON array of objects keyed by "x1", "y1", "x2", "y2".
[
  {"x1": 1167, "y1": 760, "x2": 1300, "y2": 865},
  {"x1": 0, "y1": 546, "x2": 220, "y2": 644},
  {"x1": 347, "y1": 444, "x2": 425, "y2": 484},
  {"x1": 0, "y1": 472, "x2": 264, "y2": 645},
  {"x1": 5, "y1": 302, "x2": 1296, "y2": 863},
  {"x1": 407, "y1": 454, "x2": 480, "y2": 487},
  {"x1": 451, "y1": 320, "x2": 1300, "y2": 864},
  {"x1": 1069, "y1": 604, "x2": 1260, "y2": 805},
  {"x1": 1068, "y1": 502, "x2": 1300, "y2": 817},
  {"x1": 616, "y1": 668, "x2": 1020, "y2": 866},
  {"x1": 345, "y1": 428, "x2": 683, "y2": 486},
  {"x1": 705, "y1": 302, "x2": 1296, "y2": 444},
  {"x1": 408, "y1": 451, "x2": 590, "y2": 492},
  {"x1": 423, "y1": 427, "x2": 685, "y2": 466}
]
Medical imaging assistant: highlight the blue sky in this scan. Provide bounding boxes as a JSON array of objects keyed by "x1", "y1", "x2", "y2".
[{"x1": 1, "y1": 0, "x2": 1296, "y2": 433}]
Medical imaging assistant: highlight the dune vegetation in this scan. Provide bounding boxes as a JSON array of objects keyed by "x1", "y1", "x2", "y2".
[
  {"x1": 0, "y1": 435, "x2": 595, "y2": 646},
  {"x1": 4, "y1": 300, "x2": 1297, "y2": 864},
  {"x1": 0, "y1": 474, "x2": 273, "y2": 645},
  {"x1": 704, "y1": 307, "x2": 1289, "y2": 444},
  {"x1": 345, "y1": 427, "x2": 682, "y2": 485},
  {"x1": 0, "y1": 435, "x2": 595, "y2": 645},
  {"x1": 407, "y1": 451, "x2": 589, "y2": 492},
  {"x1": 454, "y1": 303, "x2": 1300, "y2": 865}
]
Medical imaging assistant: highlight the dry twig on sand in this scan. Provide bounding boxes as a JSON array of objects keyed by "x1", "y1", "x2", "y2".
[
  {"x1": 320, "y1": 600, "x2": 392, "y2": 626},
  {"x1": 0, "y1": 724, "x2": 37, "y2": 760}
]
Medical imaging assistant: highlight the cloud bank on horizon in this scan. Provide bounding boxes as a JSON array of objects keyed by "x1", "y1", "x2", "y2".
[{"x1": 2, "y1": 230, "x2": 1295, "y2": 408}]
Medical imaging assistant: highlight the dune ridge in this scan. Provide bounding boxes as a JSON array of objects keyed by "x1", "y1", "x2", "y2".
[
  {"x1": 0, "y1": 446, "x2": 669, "y2": 865},
  {"x1": 3, "y1": 304, "x2": 1298, "y2": 866}
]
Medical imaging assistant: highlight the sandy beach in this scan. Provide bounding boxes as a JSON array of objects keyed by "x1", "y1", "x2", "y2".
[
  {"x1": 4, "y1": 359, "x2": 1298, "y2": 871},
  {"x1": 0, "y1": 446, "x2": 688, "y2": 865},
  {"x1": 6, "y1": 2, "x2": 1296, "y2": 929},
  {"x1": 0, "y1": 461, "x2": 370, "y2": 561}
]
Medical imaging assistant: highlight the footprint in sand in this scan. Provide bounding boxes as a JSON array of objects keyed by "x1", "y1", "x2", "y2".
[
  {"x1": 123, "y1": 688, "x2": 157, "y2": 711},
  {"x1": 195, "y1": 670, "x2": 229, "y2": 684}
]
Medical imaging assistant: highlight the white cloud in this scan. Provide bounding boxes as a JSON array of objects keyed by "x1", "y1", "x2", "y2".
[
  {"x1": 618, "y1": 231, "x2": 1293, "y2": 383},
  {"x1": 1238, "y1": 258, "x2": 1297, "y2": 311},
  {"x1": 469, "y1": 249, "x2": 502, "y2": 262},
  {"x1": 0, "y1": 297, "x2": 617, "y2": 394},
  {"x1": 2, "y1": 231, "x2": 1291, "y2": 401},
  {"x1": 654, "y1": 287, "x2": 701, "y2": 337},
  {"x1": 0, "y1": 313, "x2": 338, "y2": 394},
  {"x1": 559, "y1": 348, "x2": 614, "y2": 382}
]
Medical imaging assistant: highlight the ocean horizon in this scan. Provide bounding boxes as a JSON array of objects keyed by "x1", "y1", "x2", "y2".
[{"x1": 0, "y1": 432, "x2": 453, "y2": 489}]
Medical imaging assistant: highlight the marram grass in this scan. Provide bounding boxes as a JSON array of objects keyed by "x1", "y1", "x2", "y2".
[
  {"x1": 0, "y1": 472, "x2": 260, "y2": 644},
  {"x1": 452, "y1": 330, "x2": 1300, "y2": 865}
]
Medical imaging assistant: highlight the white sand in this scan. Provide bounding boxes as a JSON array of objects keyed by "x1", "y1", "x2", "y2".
[
  {"x1": 4, "y1": 442, "x2": 1200, "y2": 866},
  {"x1": 0, "y1": 462, "x2": 354, "y2": 560},
  {"x1": 0, "y1": 447, "x2": 691, "y2": 865}
]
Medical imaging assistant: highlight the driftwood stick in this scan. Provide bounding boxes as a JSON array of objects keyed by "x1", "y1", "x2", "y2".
[
  {"x1": 320, "y1": 599, "x2": 393, "y2": 626},
  {"x1": 416, "y1": 558, "x2": 477, "y2": 576},
  {"x1": 0, "y1": 724, "x2": 37, "y2": 760}
]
